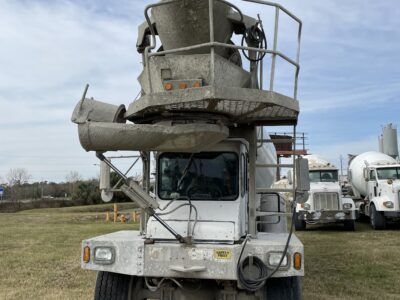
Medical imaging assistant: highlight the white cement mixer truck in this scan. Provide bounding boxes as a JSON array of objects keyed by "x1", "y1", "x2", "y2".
[
  {"x1": 71, "y1": 0, "x2": 309, "y2": 298},
  {"x1": 348, "y1": 151, "x2": 400, "y2": 229},
  {"x1": 294, "y1": 155, "x2": 357, "y2": 231}
]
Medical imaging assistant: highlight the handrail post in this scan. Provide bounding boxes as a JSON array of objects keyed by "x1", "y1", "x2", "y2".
[
  {"x1": 294, "y1": 22, "x2": 302, "y2": 100},
  {"x1": 209, "y1": 0, "x2": 215, "y2": 86},
  {"x1": 269, "y1": 6, "x2": 279, "y2": 92},
  {"x1": 293, "y1": 125, "x2": 297, "y2": 202}
]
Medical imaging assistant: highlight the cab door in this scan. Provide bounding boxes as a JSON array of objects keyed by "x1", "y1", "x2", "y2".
[
  {"x1": 240, "y1": 144, "x2": 249, "y2": 234},
  {"x1": 367, "y1": 169, "x2": 378, "y2": 199}
]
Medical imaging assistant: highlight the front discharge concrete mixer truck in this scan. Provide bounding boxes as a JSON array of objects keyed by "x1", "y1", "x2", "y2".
[
  {"x1": 294, "y1": 155, "x2": 357, "y2": 231},
  {"x1": 71, "y1": 1, "x2": 310, "y2": 299},
  {"x1": 348, "y1": 151, "x2": 400, "y2": 229}
]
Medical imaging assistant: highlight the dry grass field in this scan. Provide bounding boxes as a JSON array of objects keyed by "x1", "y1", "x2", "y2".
[
  {"x1": 0, "y1": 204, "x2": 400, "y2": 300},
  {"x1": 0, "y1": 204, "x2": 138, "y2": 300},
  {"x1": 298, "y1": 223, "x2": 400, "y2": 300}
]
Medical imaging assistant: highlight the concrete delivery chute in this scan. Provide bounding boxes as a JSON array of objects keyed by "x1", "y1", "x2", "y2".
[{"x1": 72, "y1": 1, "x2": 310, "y2": 299}]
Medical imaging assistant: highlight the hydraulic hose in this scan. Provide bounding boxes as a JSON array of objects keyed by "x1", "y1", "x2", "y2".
[{"x1": 237, "y1": 193, "x2": 298, "y2": 291}]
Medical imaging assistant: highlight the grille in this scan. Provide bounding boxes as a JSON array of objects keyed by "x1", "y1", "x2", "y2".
[{"x1": 313, "y1": 192, "x2": 339, "y2": 211}]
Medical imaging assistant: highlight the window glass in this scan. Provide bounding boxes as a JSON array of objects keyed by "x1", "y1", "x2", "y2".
[
  {"x1": 376, "y1": 168, "x2": 400, "y2": 180},
  {"x1": 309, "y1": 170, "x2": 339, "y2": 182},
  {"x1": 369, "y1": 170, "x2": 376, "y2": 180},
  {"x1": 158, "y1": 152, "x2": 238, "y2": 200}
]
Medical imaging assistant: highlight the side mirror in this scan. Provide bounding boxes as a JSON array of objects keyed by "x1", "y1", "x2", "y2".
[
  {"x1": 296, "y1": 157, "x2": 310, "y2": 191},
  {"x1": 363, "y1": 168, "x2": 368, "y2": 180},
  {"x1": 295, "y1": 157, "x2": 310, "y2": 204},
  {"x1": 100, "y1": 161, "x2": 114, "y2": 202}
]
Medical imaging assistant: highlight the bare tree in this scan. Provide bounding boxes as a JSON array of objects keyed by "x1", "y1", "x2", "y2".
[
  {"x1": 65, "y1": 171, "x2": 82, "y2": 196},
  {"x1": 66, "y1": 171, "x2": 82, "y2": 183},
  {"x1": 5, "y1": 168, "x2": 31, "y2": 207},
  {"x1": 6, "y1": 168, "x2": 32, "y2": 186}
]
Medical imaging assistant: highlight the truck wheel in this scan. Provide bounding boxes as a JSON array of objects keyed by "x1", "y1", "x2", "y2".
[
  {"x1": 370, "y1": 204, "x2": 386, "y2": 230},
  {"x1": 343, "y1": 220, "x2": 355, "y2": 231},
  {"x1": 94, "y1": 271, "x2": 144, "y2": 300},
  {"x1": 294, "y1": 213, "x2": 306, "y2": 231},
  {"x1": 264, "y1": 277, "x2": 302, "y2": 300}
]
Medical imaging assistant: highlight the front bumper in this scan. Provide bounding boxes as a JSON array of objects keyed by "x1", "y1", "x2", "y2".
[
  {"x1": 81, "y1": 230, "x2": 304, "y2": 280},
  {"x1": 298, "y1": 210, "x2": 356, "y2": 223},
  {"x1": 383, "y1": 211, "x2": 400, "y2": 219}
]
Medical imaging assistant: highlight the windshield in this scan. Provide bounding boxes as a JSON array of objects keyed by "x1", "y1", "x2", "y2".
[
  {"x1": 376, "y1": 167, "x2": 400, "y2": 180},
  {"x1": 158, "y1": 152, "x2": 238, "y2": 200},
  {"x1": 309, "y1": 170, "x2": 338, "y2": 183}
]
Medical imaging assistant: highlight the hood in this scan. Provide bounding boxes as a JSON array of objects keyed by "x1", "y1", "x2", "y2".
[{"x1": 310, "y1": 181, "x2": 341, "y2": 193}]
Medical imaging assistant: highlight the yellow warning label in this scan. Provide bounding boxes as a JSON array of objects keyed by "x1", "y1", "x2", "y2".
[{"x1": 213, "y1": 249, "x2": 232, "y2": 260}]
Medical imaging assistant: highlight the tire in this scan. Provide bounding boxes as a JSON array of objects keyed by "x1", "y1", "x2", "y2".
[
  {"x1": 370, "y1": 204, "x2": 386, "y2": 230},
  {"x1": 94, "y1": 272, "x2": 140, "y2": 300},
  {"x1": 343, "y1": 220, "x2": 355, "y2": 231},
  {"x1": 264, "y1": 276, "x2": 302, "y2": 300},
  {"x1": 294, "y1": 213, "x2": 306, "y2": 231},
  {"x1": 357, "y1": 212, "x2": 368, "y2": 223}
]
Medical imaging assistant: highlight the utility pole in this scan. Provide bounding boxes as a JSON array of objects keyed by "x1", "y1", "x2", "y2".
[{"x1": 340, "y1": 155, "x2": 344, "y2": 177}]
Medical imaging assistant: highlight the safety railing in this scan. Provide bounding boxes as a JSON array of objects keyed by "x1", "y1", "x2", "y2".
[{"x1": 143, "y1": 0, "x2": 302, "y2": 100}]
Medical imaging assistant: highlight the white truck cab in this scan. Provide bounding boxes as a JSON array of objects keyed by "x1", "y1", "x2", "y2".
[
  {"x1": 147, "y1": 141, "x2": 248, "y2": 243},
  {"x1": 81, "y1": 137, "x2": 307, "y2": 299},
  {"x1": 349, "y1": 151, "x2": 400, "y2": 229},
  {"x1": 295, "y1": 155, "x2": 357, "y2": 231}
]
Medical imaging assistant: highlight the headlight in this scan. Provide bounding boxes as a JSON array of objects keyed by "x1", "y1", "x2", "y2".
[
  {"x1": 343, "y1": 203, "x2": 352, "y2": 210},
  {"x1": 94, "y1": 247, "x2": 115, "y2": 264},
  {"x1": 268, "y1": 252, "x2": 288, "y2": 267},
  {"x1": 383, "y1": 201, "x2": 394, "y2": 208},
  {"x1": 301, "y1": 203, "x2": 311, "y2": 210}
]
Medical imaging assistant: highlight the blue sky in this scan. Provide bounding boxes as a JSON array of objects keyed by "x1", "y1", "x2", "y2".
[{"x1": 0, "y1": 0, "x2": 399, "y2": 182}]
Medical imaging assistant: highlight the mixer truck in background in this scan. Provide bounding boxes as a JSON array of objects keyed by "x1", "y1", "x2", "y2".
[
  {"x1": 348, "y1": 124, "x2": 400, "y2": 230},
  {"x1": 348, "y1": 152, "x2": 400, "y2": 229},
  {"x1": 293, "y1": 155, "x2": 357, "y2": 231},
  {"x1": 71, "y1": 0, "x2": 309, "y2": 298}
]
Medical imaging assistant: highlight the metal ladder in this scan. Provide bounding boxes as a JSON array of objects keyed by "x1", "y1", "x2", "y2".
[{"x1": 255, "y1": 126, "x2": 307, "y2": 230}]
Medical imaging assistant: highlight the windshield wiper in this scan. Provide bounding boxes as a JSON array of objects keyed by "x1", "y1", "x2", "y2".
[{"x1": 177, "y1": 154, "x2": 195, "y2": 189}]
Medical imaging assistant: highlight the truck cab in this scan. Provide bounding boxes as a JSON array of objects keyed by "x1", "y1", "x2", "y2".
[
  {"x1": 82, "y1": 137, "x2": 307, "y2": 299},
  {"x1": 148, "y1": 140, "x2": 248, "y2": 242},
  {"x1": 360, "y1": 164, "x2": 400, "y2": 229},
  {"x1": 295, "y1": 155, "x2": 356, "y2": 231}
]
